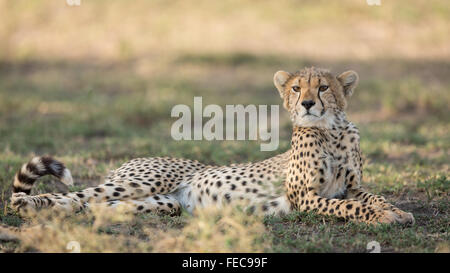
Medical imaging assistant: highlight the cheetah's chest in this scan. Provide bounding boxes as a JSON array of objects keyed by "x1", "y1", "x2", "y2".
[
  {"x1": 319, "y1": 129, "x2": 360, "y2": 199},
  {"x1": 319, "y1": 158, "x2": 347, "y2": 199}
]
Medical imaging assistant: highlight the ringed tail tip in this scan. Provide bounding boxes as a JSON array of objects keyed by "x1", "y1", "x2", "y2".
[{"x1": 12, "y1": 156, "x2": 73, "y2": 194}]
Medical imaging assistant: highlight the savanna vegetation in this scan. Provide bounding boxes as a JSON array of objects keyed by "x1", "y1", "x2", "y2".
[{"x1": 0, "y1": 0, "x2": 448, "y2": 252}]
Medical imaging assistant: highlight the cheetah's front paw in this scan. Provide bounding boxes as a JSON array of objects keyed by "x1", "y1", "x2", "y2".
[
  {"x1": 371, "y1": 209, "x2": 414, "y2": 225},
  {"x1": 376, "y1": 203, "x2": 415, "y2": 225},
  {"x1": 391, "y1": 209, "x2": 415, "y2": 225},
  {"x1": 374, "y1": 210, "x2": 398, "y2": 224}
]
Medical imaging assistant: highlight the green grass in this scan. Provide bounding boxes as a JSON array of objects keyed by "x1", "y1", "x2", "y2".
[{"x1": 0, "y1": 0, "x2": 449, "y2": 253}]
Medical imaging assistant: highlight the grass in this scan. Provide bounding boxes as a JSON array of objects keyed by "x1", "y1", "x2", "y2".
[{"x1": 0, "y1": 0, "x2": 449, "y2": 252}]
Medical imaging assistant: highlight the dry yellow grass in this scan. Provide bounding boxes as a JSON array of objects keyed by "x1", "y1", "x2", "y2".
[
  {"x1": 8, "y1": 203, "x2": 267, "y2": 253},
  {"x1": 150, "y1": 205, "x2": 268, "y2": 252}
]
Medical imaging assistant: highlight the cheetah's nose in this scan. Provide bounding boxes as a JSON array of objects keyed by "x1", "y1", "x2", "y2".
[{"x1": 301, "y1": 100, "x2": 315, "y2": 110}]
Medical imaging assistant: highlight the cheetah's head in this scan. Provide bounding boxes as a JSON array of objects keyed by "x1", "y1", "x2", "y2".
[{"x1": 273, "y1": 67, "x2": 358, "y2": 128}]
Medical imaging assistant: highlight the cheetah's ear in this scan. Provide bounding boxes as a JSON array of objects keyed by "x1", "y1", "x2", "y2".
[
  {"x1": 273, "y1": 71, "x2": 292, "y2": 98},
  {"x1": 337, "y1": 70, "x2": 359, "y2": 98}
]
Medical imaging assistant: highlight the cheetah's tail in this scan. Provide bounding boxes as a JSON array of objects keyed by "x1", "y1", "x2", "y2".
[{"x1": 12, "y1": 156, "x2": 73, "y2": 195}]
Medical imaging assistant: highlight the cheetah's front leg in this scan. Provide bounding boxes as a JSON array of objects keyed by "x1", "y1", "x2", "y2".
[
  {"x1": 346, "y1": 188, "x2": 414, "y2": 225},
  {"x1": 342, "y1": 169, "x2": 414, "y2": 225},
  {"x1": 286, "y1": 161, "x2": 407, "y2": 225},
  {"x1": 294, "y1": 190, "x2": 399, "y2": 225}
]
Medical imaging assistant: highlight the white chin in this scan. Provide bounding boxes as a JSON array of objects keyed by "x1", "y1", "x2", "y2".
[{"x1": 293, "y1": 111, "x2": 332, "y2": 129}]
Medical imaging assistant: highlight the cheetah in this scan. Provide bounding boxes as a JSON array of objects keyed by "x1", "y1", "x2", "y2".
[
  {"x1": 5, "y1": 67, "x2": 414, "y2": 228},
  {"x1": 273, "y1": 68, "x2": 414, "y2": 224}
]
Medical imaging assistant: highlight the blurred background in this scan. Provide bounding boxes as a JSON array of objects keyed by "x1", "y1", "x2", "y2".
[{"x1": 0, "y1": 0, "x2": 448, "y2": 252}]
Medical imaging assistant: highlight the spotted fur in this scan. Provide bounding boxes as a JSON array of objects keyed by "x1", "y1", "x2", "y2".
[
  {"x1": 275, "y1": 67, "x2": 414, "y2": 224},
  {"x1": 4, "y1": 67, "x2": 414, "y2": 235}
]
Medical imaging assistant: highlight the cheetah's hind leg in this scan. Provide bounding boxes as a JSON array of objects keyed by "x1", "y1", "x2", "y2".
[{"x1": 91, "y1": 194, "x2": 182, "y2": 216}]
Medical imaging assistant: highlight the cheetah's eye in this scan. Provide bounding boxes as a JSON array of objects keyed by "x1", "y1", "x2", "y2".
[
  {"x1": 291, "y1": 86, "x2": 300, "y2": 92},
  {"x1": 318, "y1": 85, "x2": 328, "y2": 92}
]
